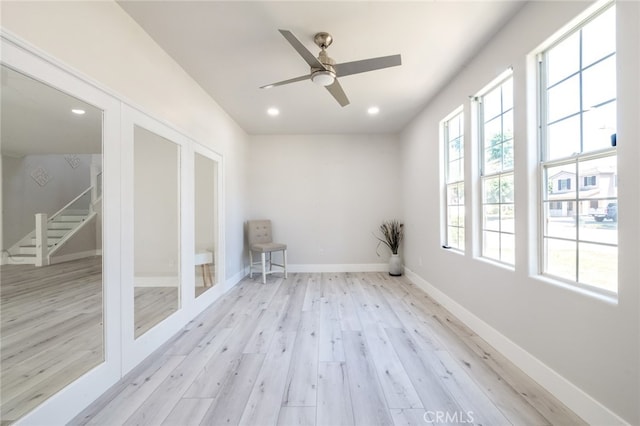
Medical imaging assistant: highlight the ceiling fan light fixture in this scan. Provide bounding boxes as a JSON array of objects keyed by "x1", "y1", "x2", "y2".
[{"x1": 311, "y1": 70, "x2": 335, "y2": 86}]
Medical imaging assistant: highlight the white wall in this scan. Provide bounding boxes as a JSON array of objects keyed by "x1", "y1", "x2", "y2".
[
  {"x1": 248, "y1": 134, "x2": 401, "y2": 269},
  {"x1": 2, "y1": 153, "x2": 92, "y2": 248},
  {"x1": 0, "y1": 0, "x2": 249, "y2": 281},
  {"x1": 400, "y1": 1, "x2": 639, "y2": 424}
]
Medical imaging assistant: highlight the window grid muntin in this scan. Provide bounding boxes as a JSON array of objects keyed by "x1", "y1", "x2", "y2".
[
  {"x1": 539, "y1": 3, "x2": 617, "y2": 293},
  {"x1": 480, "y1": 77, "x2": 514, "y2": 264}
]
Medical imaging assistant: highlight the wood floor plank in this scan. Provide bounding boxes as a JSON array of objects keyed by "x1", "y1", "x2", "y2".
[
  {"x1": 316, "y1": 362, "x2": 354, "y2": 426},
  {"x1": 238, "y1": 332, "x2": 297, "y2": 426},
  {"x1": 390, "y1": 408, "x2": 431, "y2": 426},
  {"x1": 122, "y1": 327, "x2": 233, "y2": 426},
  {"x1": 282, "y1": 310, "x2": 320, "y2": 407},
  {"x1": 318, "y1": 294, "x2": 345, "y2": 362},
  {"x1": 342, "y1": 331, "x2": 394, "y2": 426},
  {"x1": 183, "y1": 311, "x2": 265, "y2": 398},
  {"x1": 277, "y1": 406, "x2": 316, "y2": 426},
  {"x1": 160, "y1": 398, "x2": 212, "y2": 426},
  {"x1": 302, "y1": 273, "x2": 322, "y2": 313},
  {"x1": 360, "y1": 324, "x2": 423, "y2": 409},
  {"x1": 199, "y1": 353, "x2": 265, "y2": 425},
  {"x1": 82, "y1": 354, "x2": 186, "y2": 426}
]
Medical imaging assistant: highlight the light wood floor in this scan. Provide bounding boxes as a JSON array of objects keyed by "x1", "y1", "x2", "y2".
[
  {"x1": 0, "y1": 257, "x2": 104, "y2": 424},
  {"x1": 71, "y1": 272, "x2": 585, "y2": 426}
]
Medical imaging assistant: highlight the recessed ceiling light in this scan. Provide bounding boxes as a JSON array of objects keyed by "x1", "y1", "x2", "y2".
[
  {"x1": 71, "y1": 109, "x2": 86, "y2": 115},
  {"x1": 267, "y1": 107, "x2": 279, "y2": 116},
  {"x1": 367, "y1": 106, "x2": 380, "y2": 115}
]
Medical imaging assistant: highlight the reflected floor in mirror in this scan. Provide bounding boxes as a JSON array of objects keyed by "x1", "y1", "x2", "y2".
[
  {"x1": 134, "y1": 287, "x2": 179, "y2": 339},
  {"x1": 0, "y1": 256, "x2": 103, "y2": 424}
]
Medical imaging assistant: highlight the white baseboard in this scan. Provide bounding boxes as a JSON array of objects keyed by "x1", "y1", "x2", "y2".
[
  {"x1": 288, "y1": 263, "x2": 388, "y2": 273},
  {"x1": 404, "y1": 268, "x2": 628, "y2": 426},
  {"x1": 50, "y1": 249, "x2": 101, "y2": 265},
  {"x1": 134, "y1": 276, "x2": 179, "y2": 287},
  {"x1": 225, "y1": 267, "x2": 249, "y2": 291}
]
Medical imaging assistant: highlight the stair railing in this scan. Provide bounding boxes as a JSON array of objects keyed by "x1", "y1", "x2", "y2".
[{"x1": 33, "y1": 185, "x2": 95, "y2": 266}]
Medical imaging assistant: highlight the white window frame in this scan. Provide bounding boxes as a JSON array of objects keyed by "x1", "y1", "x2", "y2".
[
  {"x1": 476, "y1": 72, "x2": 515, "y2": 266},
  {"x1": 538, "y1": 2, "x2": 618, "y2": 293},
  {"x1": 443, "y1": 108, "x2": 465, "y2": 252}
]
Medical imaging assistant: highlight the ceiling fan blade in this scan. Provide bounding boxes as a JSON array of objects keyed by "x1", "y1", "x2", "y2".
[
  {"x1": 260, "y1": 74, "x2": 310, "y2": 89},
  {"x1": 278, "y1": 29, "x2": 326, "y2": 70},
  {"x1": 325, "y1": 79, "x2": 350, "y2": 107},
  {"x1": 334, "y1": 54, "x2": 402, "y2": 78}
]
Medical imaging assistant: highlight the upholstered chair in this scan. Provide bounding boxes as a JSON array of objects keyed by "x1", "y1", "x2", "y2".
[{"x1": 247, "y1": 220, "x2": 287, "y2": 284}]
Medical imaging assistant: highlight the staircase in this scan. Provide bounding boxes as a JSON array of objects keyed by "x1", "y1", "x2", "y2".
[{"x1": 4, "y1": 184, "x2": 99, "y2": 266}]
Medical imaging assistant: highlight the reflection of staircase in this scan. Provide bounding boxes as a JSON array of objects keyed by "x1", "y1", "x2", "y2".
[
  {"x1": 7, "y1": 210, "x2": 94, "y2": 265},
  {"x1": 5, "y1": 182, "x2": 99, "y2": 266}
]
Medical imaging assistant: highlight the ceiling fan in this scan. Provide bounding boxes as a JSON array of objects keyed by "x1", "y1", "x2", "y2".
[{"x1": 260, "y1": 30, "x2": 402, "y2": 107}]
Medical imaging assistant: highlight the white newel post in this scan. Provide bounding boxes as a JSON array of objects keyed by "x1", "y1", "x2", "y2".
[{"x1": 35, "y1": 213, "x2": 48, "y2": 267}]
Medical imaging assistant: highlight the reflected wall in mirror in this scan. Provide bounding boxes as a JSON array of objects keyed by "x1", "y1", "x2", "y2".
[
  {"x1": 194, "y1": 152, "x2": 218, "y2": 297},
  {"x1": 0, "y1": 65, "x2": 104, "y2": 422},
  {"x1": 133, "y1": 125, "x2": 180, "y2": 338}
]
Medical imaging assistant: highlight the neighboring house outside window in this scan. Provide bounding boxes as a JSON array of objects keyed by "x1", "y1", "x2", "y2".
[
  {"x1": 443, "y1": 110, "x2": 465, "y2": 251},
  {"x1": 539, "y1": 3, "x2": 617, "y2": 293},
  {"x1": 478, "y1": 75, "x2": 514, "y2": 265}
]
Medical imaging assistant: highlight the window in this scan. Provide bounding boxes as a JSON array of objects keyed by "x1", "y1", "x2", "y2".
[
  {"x1": 444, "y1": 110, "x2": 465, "y2": 251},
  {"x1": 479, "y1": 76, "x2": 514, "y2": 264},
  {"x1": 540, "y1": 4, "x2": 617, "y2": 293}
]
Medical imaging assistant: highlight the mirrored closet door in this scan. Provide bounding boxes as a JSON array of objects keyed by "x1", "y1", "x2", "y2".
[
  {"x1": 194, "y1": 151, "x2": 220, "y2": 297},
  {"x1": 0, "y1": 65, "x2": 105, "y2": 423},
  {"x1": 133, "y1": 125, "x2": 181, "y2": 338}
]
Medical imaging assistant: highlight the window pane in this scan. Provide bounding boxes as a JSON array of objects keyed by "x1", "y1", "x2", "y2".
[
  {"x1": 547, "y1": 116, "x2": 580, "y2": 160},
  {"x1": 545, "y1": 238, "x2": 576, "y2": 281},
  {"x1": 547, "y1": 76, "x2": 580, "y2": 122},
  {"x1": 544, "y1": 202, "x2": 577, "y2": 240},
  {"x1": 483, "y1": 87, "x2": 502, "y2": 121},
  {"x1": 502, "y1": 110, "x2": 514, "y2": 143},
  {"x1": 484, "y1": 116, "x2": 502, "y2": 146},
  {"x1": 583, "y1": 102, "x2": 616, "y2": 153},
  {"x1": 580, "y1": 210, "x2": 617, "y2": 244},
  {"x1": 448, "y1": 137, "x2": 463, "y2": 161},
  {"x1": 583, "y1": 56, "x2": 616, "y2": 109},
  {"x1": 502, "y1": 139, "x2": 514, "y2": 170},
  {"x1": 578, "y1": 242, "x2": 617, "y2": 292},
  {"x1": 545, "y1": 164, "x2": 575, "y2": 200},
  {"x1": 500, "y1": 174, "x2": 514, "y2": 203},
  {"x1": 547, "y1": 32, "x2": 580, "y2": 87},
  {"x1": 501, "y1": 204, "x2": 515, "y2": 233},
  {"x1": 448, "y1": 114, "x2": 462, "y2": 139},
  {"x1": 483, "y1": 231, "x2": 500, "y2": 260},
  {"x1": 483, "y1": 176, "x2": 500, "y2": 203},
  {"x1": 484, "y1": 146, "x2": 502, "y2": 175},
  {"x1": 582, "y1": 6, "x2": 616, "y2": 67},
  {"x1": 501, "y1": 233, "x2": 515, "y2": 265},
  {"x1": 448, "y1": 158, "x2": 463, "y2": 182},
  {"x1": 578, "y1": 156, "x2": 617, "y2": 199},
  {"x1": 502, "y1": 78, "x2": 513, "y2": 111},
  {"x1": 483, "y1": 205, "x2": 500, "y2": 231}
]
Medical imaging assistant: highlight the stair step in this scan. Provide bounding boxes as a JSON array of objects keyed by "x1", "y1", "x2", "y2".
[
  {"x1": 48, "y1": 222, "x2": 77, "y2": 230},
  {"x1": 46, "y1": 229, "x2": 70, "y2": 237},
  {"x1": 30, "y1": 237, "x2": 61, "y2": 245}
]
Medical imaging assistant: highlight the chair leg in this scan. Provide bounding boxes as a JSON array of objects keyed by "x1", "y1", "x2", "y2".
[
  {"x1": 261, "y1": 252, "x2": 267, "y2": 284},
  {"x1": 283, "y1": 249, "x2": 288, "y2": 279},
  {"x1": 249, "y1": 250, "x2": 253, "y2": 278}
]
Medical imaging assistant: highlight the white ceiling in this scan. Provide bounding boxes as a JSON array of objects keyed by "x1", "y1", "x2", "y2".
[
  {"x1": 1, "y1": 66, "x2": 102, "y2": 156},
  {"x1": 118, "y1": 1, "x2": 526, "y2": 135}
]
